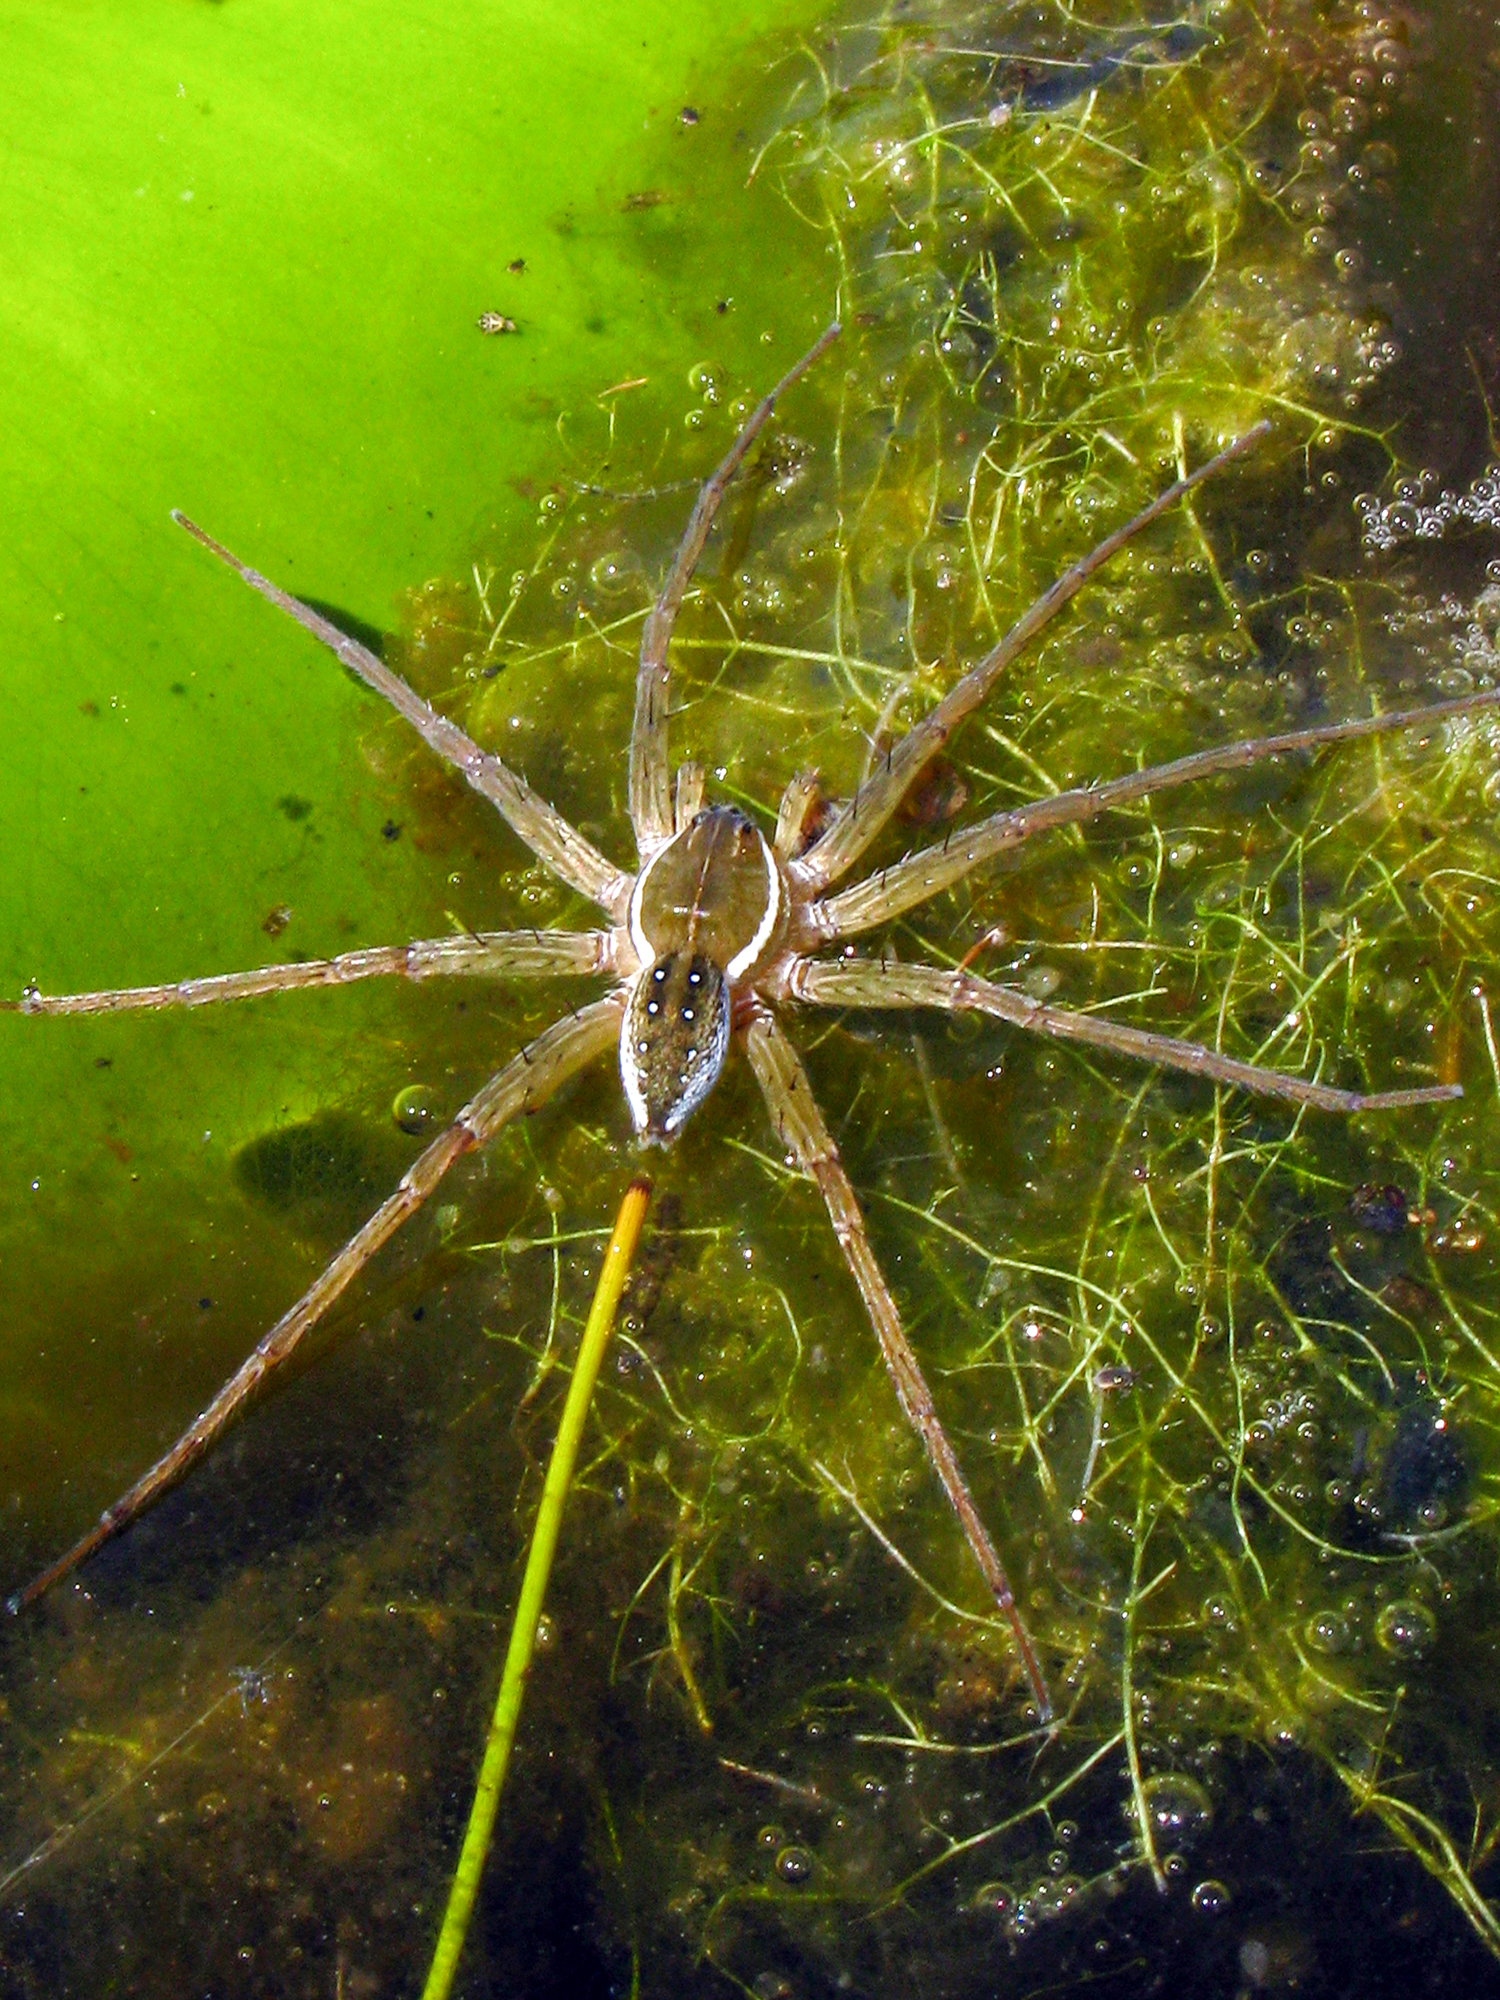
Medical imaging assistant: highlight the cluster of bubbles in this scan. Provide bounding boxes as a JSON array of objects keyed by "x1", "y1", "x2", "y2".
[
  {"x1": 969, "y1": 1820, "x2": 1099, "y2": 1940},
  {"x1": 1372, "y1": 574, "x2": 1500, "y2": 712},
  {"x1": 967, "y1": 1778, "x2": 1221, "y2": 1940},
  {"x1": 1356, "y1": 466, "x2": 1500, "y2": 554},
  {"x1": 1303, "y1": 1597, "x2": 1436, "y2": 1662}
]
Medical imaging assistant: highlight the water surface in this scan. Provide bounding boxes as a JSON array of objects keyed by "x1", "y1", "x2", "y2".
[{"x1": 3, "y1": 1, "x2": 1500, "y2": 1995}]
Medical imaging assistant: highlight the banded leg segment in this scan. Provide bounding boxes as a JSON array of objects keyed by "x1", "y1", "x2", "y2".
[
  {"x1": 742, "y1": 1003, "x2": 1052, "y2": 1721},
  {"x1": 173, "y1": 514, "x2": 632, "y2": 919},
  {"x1": 9, "y1": 993, "x2": 626, "y2": 1612},
  {"x1": 809, "y1": 687, "x2": 1500, "y2": 941},
  {"x1": 5, "y1": 930, "x2": 615, "y2": 1017},
  {"x1": 792, "y1": 957, "x2": 1461, "y2": 1113},
  {"x1": 629, "y1": 324, "x2": 841, "y2": 854},
  {"x1": 791, "y1": 423, "x2": 1272, "y2": 896}
]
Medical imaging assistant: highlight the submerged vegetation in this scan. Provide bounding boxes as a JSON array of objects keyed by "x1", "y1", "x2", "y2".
[{"x1": 5, "y1": 0, "x2": 1500, "y2": 1993}]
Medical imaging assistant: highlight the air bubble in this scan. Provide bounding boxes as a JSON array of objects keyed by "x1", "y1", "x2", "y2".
[
  {"x1": 1375, "y1": 1600, "x2": 1435, "y2": 1659},
  {"x1": 589, "y1": 552, "x2": 634, "y2": 594},
  {"x1": 1140, "y1": 1773, "x2": 1213, "y2": 1846},
  {"x1": 1192, "y1": 1879, "x2": 1231, "y2": 1915},
  {"x1": 1305, "y1": 1609, "x2": 1352, "y2": 1655},
  {"x1": 972, "y1": 1881, "x2": 1015, "y2": 1918},
  {"x1": 1331, "y1": 96, "x2": 1369, "y2": 136},
  {"x1": 775, "y1": 1845, "x2": 813, "y2": 1883},
  {"x1": 393, "y1": 1085, "x2": 440, "y2": 1136}
]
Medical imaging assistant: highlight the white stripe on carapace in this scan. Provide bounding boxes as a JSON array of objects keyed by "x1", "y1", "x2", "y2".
[
  {"x1": 627, "y1": 857, "x2": 658, "y2": 970},
  {"x1": 725, "y1": 830, "x2": 780, "y2": 982}
]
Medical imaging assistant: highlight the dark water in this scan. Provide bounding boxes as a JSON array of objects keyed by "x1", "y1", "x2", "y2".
[{"x1": 4, "y1": 1, "x2": 1500, "y2": 1994}]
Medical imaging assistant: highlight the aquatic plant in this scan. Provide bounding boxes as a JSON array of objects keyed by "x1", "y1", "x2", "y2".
[
  {"x1": 4, "y1": 1, "x2": 1500, "y2": 1993},
  {"x1": 416, "y1": 0, "x2": 1500, "y2": 1984}
]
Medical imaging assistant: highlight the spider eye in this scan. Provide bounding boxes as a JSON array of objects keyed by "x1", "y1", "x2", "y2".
[{"x1": 619, "y1": 953, "x2": 729, "y2": 1145}]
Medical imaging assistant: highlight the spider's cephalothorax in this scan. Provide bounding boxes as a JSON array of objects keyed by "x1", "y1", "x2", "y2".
[
  {"x1": 15, "y1": 320, "x2": 1500, "y2": 1725},
  {"x1": 622, "y1": 804, "x2": 783, "y2": 1142}
]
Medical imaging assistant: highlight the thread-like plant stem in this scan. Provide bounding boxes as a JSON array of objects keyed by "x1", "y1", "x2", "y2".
[{"x1": 422, "y1": 1176, "x2": 653, "y2": 2000}]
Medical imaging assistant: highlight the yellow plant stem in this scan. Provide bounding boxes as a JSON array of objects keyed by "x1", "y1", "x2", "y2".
[{"x1": 422, "y1": 1175, "x2": 653, "y2": 2000}]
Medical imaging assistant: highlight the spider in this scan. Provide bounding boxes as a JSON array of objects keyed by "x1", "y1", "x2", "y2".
[{"x1": 9, "y1": 321, "x2": 1497, "y2": 1725}]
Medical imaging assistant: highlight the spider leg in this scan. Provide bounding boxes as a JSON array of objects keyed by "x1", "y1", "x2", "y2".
[
  {"x1": 629, "y1": 323, "x2": 841, "y2": 854},
  {"x1": 673, "y1": 761, "x2": 706, "y2": 832},
  {"x1": 172, "y1": 514, "x2": 633, "y2": 920},
  {"x1": 790, "y1": 423, "x2": 1271, "y2": 896},
  {"x1": 741, "y1": 1002, "x2": 1052, "y2": 1721},
  {"x1": 8, "y1": 992, "x2": 626, "y2": 1612},
  {"x1": 3, "y1": 929, "x2": 616, "y2": 1016},
  {"x1": 774, "y1": 771, "x2": 829, "y2": 862},
  {"x1": 806, "y1": 686, "x2": 1500, "y2": 941},
  {"x1": 790, "y1": 957, "x2": 1461, "y2": 1113}
]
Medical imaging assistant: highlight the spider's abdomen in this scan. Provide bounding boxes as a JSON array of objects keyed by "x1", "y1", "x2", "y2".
[
  {"x1": 629, "y1": 805, "x2": 783, "y2": 980},
  {"x1": 620, "y1": 951, "x2": 730, "y2": 1143}
]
